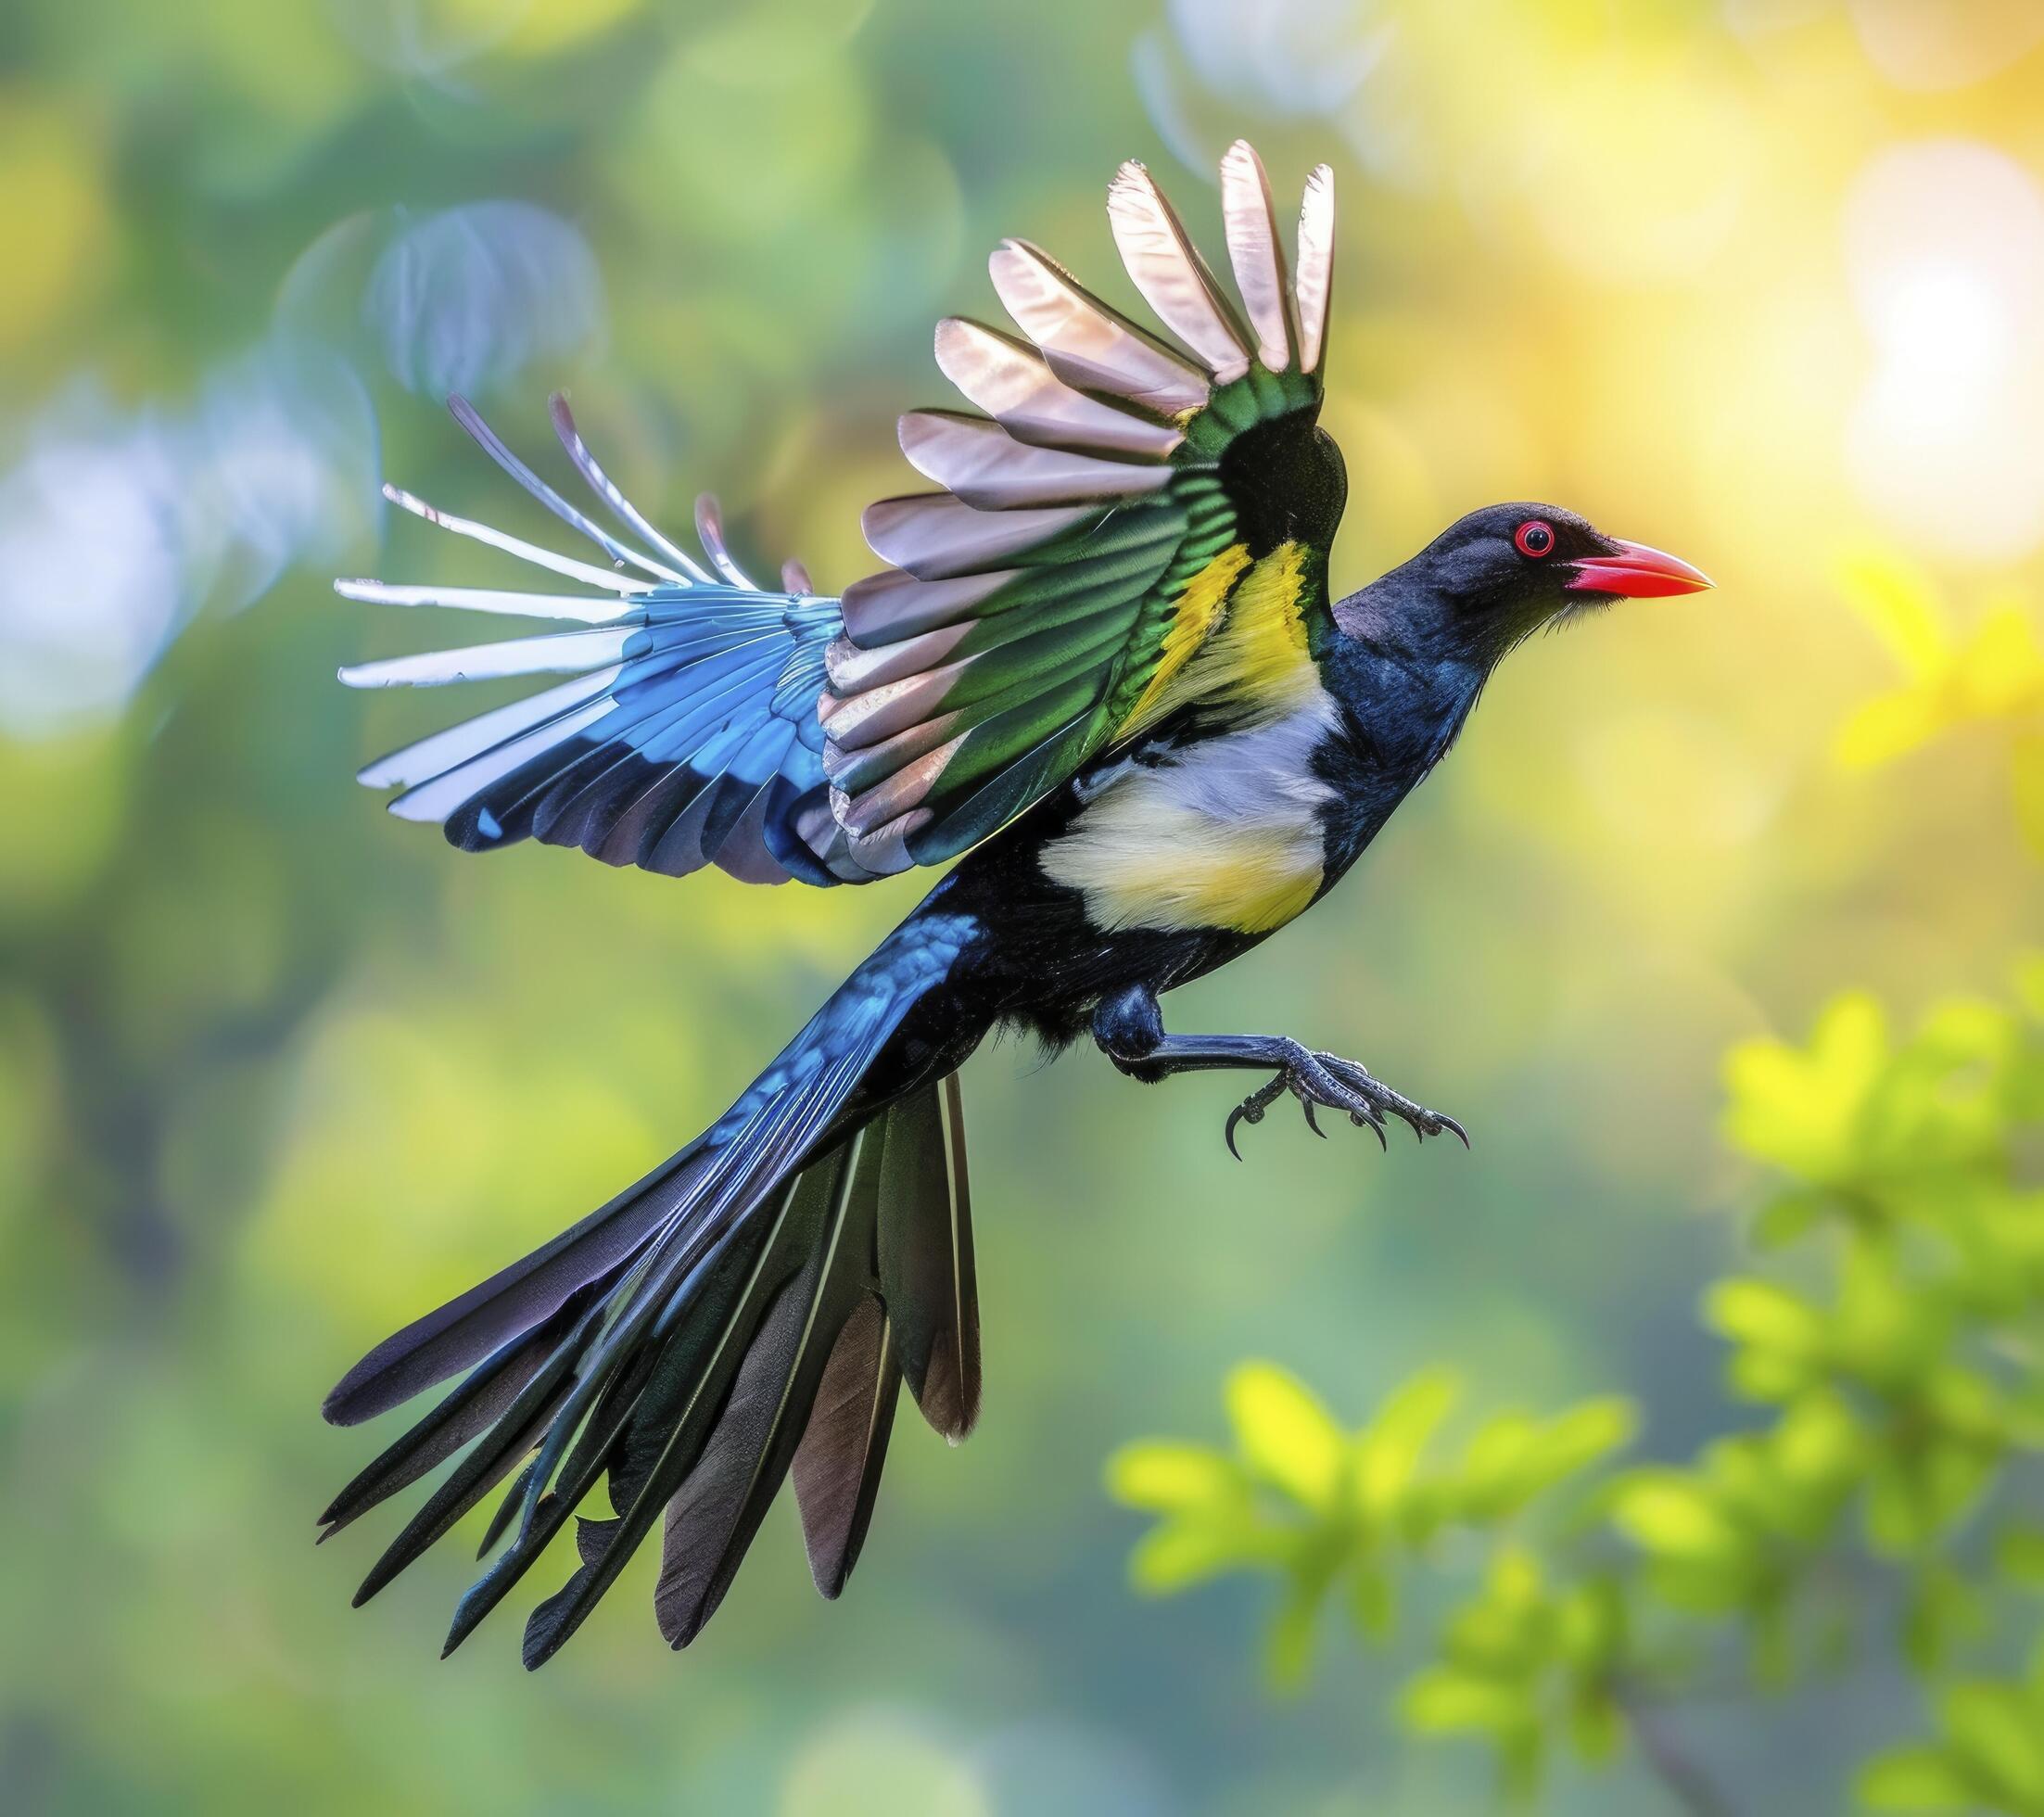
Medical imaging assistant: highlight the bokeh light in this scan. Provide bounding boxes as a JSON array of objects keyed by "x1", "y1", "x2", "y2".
[
  {"x1": 365, "y1": 201, "x2": 606, "y2": 399},
  {"x1": 1845, "y1": 140, "x2": 2044, "y2": 561},
  {"x1": 0, "y1": 393, "x2": 191, "y2": 736}
]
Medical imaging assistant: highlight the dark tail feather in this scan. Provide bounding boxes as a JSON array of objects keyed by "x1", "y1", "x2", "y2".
[
  {"x1": 320, "y1": 912, "x2": 980, "y2": 1662},
  {"x1": 321, "y1": 1147, "x2": 717, "y2": 1427},
  {"x1": 317, "y1": 1275, "x2": 615, "y2": 1540},
  {"x1": 793, "y1": 1292, "x2": 900, "y2": 1599},
  {"x1": 879, "y1": 1072, "x2": 979, "y2": 1441},
  {"x1": 785, "y1": 1073, "x2": 973, "y2": 1592},
  {"x1": 521, "y1": 1074, "x2": 980, "y2": 1664}
]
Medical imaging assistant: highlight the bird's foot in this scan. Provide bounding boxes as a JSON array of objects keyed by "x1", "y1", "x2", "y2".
[{"x1": 1223, "y1": 1044, "x2": 1468, "y2": 1159}]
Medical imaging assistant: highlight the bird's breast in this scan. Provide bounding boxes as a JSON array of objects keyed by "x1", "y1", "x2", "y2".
[{"x1": 1037, "y1": 691, "x2": 1342, "y2": 936}]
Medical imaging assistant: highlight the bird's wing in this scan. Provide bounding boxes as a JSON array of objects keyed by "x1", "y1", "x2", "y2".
[
  {"x1": 823, "y1": 142, "x2": 1345, "y2": 869},
  {"x1": 336, "y1": 396, "x2": 899, "y2": 885},
  {"x1": 337, "y1": 143, "x2": 1339, "y2": 884}
]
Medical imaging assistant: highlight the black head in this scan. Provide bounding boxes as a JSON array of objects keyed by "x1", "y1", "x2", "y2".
[{"x1": 1350, "y1": 502, "x2": 1711, "y2": 668}]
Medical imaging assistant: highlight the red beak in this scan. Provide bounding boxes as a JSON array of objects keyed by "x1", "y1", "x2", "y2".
[{"x1": 1567, "y1": 539, "x2": 1713, "y2": 599}]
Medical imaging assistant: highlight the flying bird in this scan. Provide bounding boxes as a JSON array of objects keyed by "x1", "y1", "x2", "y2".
[{"x1": 321, "y1": 142, "x2": 1710, "y2": 1665}]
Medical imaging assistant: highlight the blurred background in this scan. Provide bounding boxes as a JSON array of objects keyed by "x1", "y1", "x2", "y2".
[{"x1": 4, "y1": 0, "x2": 2043, "y2": 1811}]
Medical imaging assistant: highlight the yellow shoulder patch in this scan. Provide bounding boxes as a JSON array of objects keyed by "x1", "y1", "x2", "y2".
[
  {"x1": 1119, "y1": 541, "x2": 1251, "y2": 734},
  {"x1": 1117, "y1": 540, "x2": 1315, "y2": 737},
  {"x1": 1212, "y1": 541, "x2": 1313, "y2": 704}
]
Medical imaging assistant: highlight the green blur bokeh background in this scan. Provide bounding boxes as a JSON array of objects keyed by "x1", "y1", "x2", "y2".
[{"x1": 5, "y1": 0, "x2": 2044, "y2": 1811}]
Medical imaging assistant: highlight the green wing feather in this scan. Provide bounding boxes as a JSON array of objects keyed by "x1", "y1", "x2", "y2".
[{"x1": 824, "y1": 143, "x2": 1348, "y2": 871}]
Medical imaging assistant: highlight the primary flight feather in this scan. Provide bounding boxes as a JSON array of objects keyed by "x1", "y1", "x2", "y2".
[{"x1": 324, "y1": 142, "x2": 1711, "y2": 1664}]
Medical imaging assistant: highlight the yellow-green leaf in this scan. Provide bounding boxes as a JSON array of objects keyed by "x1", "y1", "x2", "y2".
[
  {"x1": 1951, "y1": 605, "x2": 2044, "y2": 718},
  {"x1": 1352, "y1": 1366, "x2": 1460, "y2": 1517},
  {"x1": 1350, "y1": 1563, "x2": 1397, "y2": 1640},
  {"x1": 1835, "y1": 548, "x2": 1949, "y2": 679},
  {"x1": 1707, "y1": 1277, "x2": 1826, "y2": 1357},
  {"x1": 1263, "y1": 1582, "x2": 1324, "y2": 1691},
  {"x1": 1941, "y1": 1681, "x2": 2044, "y2": 1805},
  {"x1": 1401, "y1": 1666, "x2": 1529, "y2": 1737},
  {"x1": 1534, "y1": 1398, "x2": 1637, "y2": 1483},
  {"x1": 1226, "y1": 1361, "x2": 1345, "y2": 1511},
  {"x1": 1104, "y1": 1441, "x2": 1242, "y2": 1514},
  {"x1": 1610, "y1": 1474, "x2": 1743, "y2": 1562},
  {"x1": 1835, "y1": 691, "x2": 1945, "y2": 770},
  {"x1": 1771, "y1": 1388, "x2": 1865, "y2": 1493},
  {"x1": 1129, "y1": 1516, "x2": 1262, "y2": 1594},
  {"x1": 1858, "y1": 1747, "x2": 1977, "y2": 1811},
  {"x1": 1723, "y1": 993, "x2": 1887, "y2": 1183}
]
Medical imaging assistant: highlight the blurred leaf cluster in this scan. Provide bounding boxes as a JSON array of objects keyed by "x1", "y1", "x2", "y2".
[
  {"x1": 1112, "y1": 972, "x2": 2044, "y2": 1811},
  {"x1": 1109, "y1": 1363, "x2": 1631, "y2": 1692},
  {"x1": 1835, "y1": 552, "x2": 2044, "y2": 856}
]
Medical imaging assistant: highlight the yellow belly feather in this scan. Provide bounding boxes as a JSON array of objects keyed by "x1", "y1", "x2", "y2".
[
  {"x1": 1040, "y1": 793, "x2": 1326, "y2": 934},
  {"x1": 1043, "y1": 680, "x2": 1339, "y2": 936}
]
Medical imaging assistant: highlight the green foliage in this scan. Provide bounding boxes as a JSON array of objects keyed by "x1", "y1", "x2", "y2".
[
  {"x1": 1401, "y1": 1551, "x2": 1629, "y2": 1801},
  {"x1": 1860, "y1": 1654, "x2": 2044, "y2": 1814},
  {"x1": 1834, "y1": 553, "x2": 2044, "y2": 858},
  {"x1": 1107, "y1": 1365, "x2": 1633, "y2": 1689},
  {"x1": 1111, "y1": 973, "x2": 2044, "y2": 1810}
]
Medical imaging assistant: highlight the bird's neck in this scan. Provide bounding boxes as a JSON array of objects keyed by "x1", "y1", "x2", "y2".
[{"x1": 1320, "y1": 580, "x2": 1490, "y2": 778}]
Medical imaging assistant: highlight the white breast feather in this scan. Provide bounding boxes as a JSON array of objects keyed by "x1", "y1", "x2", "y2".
[{"x1": 1040, "y1": 689, "x2": 1341, "y2": 934}]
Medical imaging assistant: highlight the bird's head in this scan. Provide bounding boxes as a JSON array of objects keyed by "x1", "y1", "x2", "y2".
[{"x1": 1346, "y1": 502, "x2": 1712, "y2": 669}]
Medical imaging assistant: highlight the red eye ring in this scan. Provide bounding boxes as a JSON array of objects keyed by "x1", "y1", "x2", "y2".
[{"x1": 1514, "y1": 519, "x2": 1556, "y2": 559}]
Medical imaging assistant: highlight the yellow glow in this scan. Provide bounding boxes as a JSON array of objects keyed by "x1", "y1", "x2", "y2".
[
  {"x1": 0, "y1": 100, "x2": 106, "y2": 349},
  {"x1": 501, "y1": 0, "x2": 641, "y2": 57}
]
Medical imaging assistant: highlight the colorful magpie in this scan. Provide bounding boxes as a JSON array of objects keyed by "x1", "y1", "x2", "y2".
[{"x1": 321, "y1": 143, "x2": 1710, "y2": 1665}]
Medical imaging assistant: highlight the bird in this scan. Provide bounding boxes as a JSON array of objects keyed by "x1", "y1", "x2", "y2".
[{"x1": 319, "y1": 141, "x2": 1710, "y2": 1668}]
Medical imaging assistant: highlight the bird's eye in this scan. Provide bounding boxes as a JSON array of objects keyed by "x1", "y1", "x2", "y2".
[{"x1": 1514, "y1": 519, "x2": 1556, "y2": 559}]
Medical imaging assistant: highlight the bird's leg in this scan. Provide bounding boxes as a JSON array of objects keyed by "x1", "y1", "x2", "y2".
[{"x1": 1090, "y1": 986, "x2": 1467, "y2": 1158}]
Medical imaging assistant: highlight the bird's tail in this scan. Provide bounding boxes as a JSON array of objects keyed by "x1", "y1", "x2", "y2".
[{"x1": 317, "y1": 910, "x2": 978, "y2": 1666}]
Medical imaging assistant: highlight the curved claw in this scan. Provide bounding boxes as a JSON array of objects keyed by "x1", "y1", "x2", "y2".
[
  {"x1": 1225, "y1": 1073, "x2": 1287, "y2": 1160},
  {"x1": 1440, "y1": 1113, "x2": 1470, "y2": 1149},
  {"x1": 1300, "y1": 1097, "x2": 1327, "y2": 1138},
  {"x1": 1352, "y1": 1110, "x2": 1389, "y2": 1151}
]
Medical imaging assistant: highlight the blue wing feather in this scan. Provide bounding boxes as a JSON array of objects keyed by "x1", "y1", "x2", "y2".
[{"x1": 336, "y1": 400, "x2": 886, "y2": 883}]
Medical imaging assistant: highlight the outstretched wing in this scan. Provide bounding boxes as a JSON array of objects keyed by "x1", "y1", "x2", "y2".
[
  {"x1": 337, "y1": 142, "x2": 1342, "y2": 884},
  {"x1": 337, "y1": 397, "x2": 893, "y2": 884},
  {"x1": 822, "y1": 142, "x2": 1346, "y2": 870}
]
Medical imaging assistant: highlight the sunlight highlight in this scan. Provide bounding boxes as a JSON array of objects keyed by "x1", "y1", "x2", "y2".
[{"x1": 1845, "y1": 141, "x2": 2044, "y2": 562}]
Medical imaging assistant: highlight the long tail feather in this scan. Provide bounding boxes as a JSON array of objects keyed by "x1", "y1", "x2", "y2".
[
  {"x1": 321, "y1": 912, "x2": 980, "y2": 1661},
  {"x1": 880, "y1": 1071, "x2": 979, "y2": 1440},
  {"x1": 793, "y1": 1290, "x2": 899, "y2": 1598}
]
